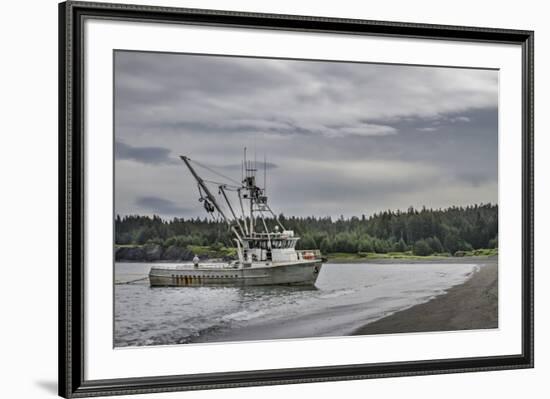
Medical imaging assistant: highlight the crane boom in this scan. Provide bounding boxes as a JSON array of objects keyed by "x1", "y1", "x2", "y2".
[{"x1": 180, "y1": 156, "x2": 229, "y2": 223}]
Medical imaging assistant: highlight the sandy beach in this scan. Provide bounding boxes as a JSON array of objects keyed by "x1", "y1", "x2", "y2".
[
  {"x1": 186, "y1": 262, "x2": 495, "y2": 344},
  {"x1": 353, "y1": 261, "x2": 498, "y2": 335}
]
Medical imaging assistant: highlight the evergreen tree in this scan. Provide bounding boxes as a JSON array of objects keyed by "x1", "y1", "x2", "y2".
[
  {"x1": 114, "y1": 204, "x2": 498, "y2": 256},
  {"x1": 413, "y1": 239, "x2": 432, "y2": 256},
  {"x1": 393, "y1": 238, "x2": 408, "y2": 252}
]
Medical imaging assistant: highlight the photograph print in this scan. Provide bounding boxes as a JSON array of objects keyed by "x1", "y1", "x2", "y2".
[{"x1": 114, "y1": 50, "x2": 498, "y2": 347}]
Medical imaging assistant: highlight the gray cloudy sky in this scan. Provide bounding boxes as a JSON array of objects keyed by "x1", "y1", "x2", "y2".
[{"x1": 114, "y1": 50, "x2": 498, "y2": 219}]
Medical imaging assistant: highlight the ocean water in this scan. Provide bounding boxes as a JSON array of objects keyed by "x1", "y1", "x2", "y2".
[{"x1": 114, "y1": 262, "x2": 479, "y2": 347}]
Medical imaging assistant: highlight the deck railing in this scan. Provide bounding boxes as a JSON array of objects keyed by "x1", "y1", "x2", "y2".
[{"x1": 296, "y1": 249, "x2": 322, "y2": 259}]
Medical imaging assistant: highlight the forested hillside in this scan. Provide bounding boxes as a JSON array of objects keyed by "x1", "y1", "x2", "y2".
[{"x1": 115, "y1": 204, "x2": 498, "y2": 257}]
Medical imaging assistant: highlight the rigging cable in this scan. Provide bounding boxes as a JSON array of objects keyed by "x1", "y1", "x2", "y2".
[
  {"x1": 114, "y1": 277, "x2": 148, "y2": 285},
  {"x1": 202, "y1": 179, "x2": 240, "y2": 190},
  {"x1": 188, "y1": 158, "x2": 241, "y2": 185}
]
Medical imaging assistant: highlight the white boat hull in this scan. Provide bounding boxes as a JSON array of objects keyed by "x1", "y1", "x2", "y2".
[{"x1": 149, "y1": 260, "x2": 323, "y2": 287}]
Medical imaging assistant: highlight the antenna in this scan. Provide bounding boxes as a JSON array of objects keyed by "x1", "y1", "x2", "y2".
[
  {"x1": 264, "y1": 153, "x2": 267, "y2": 193},
  {"x1": 244, "y1": 147, "x2": 247, "y2": 178}
]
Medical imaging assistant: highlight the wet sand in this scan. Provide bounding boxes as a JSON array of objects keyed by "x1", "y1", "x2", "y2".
[
  {"x1": 353, "y1": 262, "x2": 498, "y2": 335},
  {"x1": 189, "y1": 263, "x2": 492, "y2": 344}
]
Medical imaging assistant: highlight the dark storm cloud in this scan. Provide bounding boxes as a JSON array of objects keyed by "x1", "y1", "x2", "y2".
[
  {"x1": 115, "y1": 141, "x2": 176, "y2": 165},
  {"x1": 135, "y1": 196, "x2": 191, "y2": 215},
  {"x1": 342, "y1": 108, "x2": 498, "y2": 187},
  {"x1": 114, "y1": 51, "x2": 498, "y2": 218},
  {"x1": 114, "y1": 51, "x2": 295, "y2": 109},
  {"x1": 152, "y1": 119, "x2": 396, "y2": 140}
]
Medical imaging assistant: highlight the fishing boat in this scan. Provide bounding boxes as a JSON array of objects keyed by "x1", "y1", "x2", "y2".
[{"x1": 148, "y1": 150, "x2": 325, "y2": 287}]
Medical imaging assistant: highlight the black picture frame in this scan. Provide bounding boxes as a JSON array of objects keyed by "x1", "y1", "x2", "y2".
[{"x1": 59, "y1": 1, "x2": 534, "y2": 397}]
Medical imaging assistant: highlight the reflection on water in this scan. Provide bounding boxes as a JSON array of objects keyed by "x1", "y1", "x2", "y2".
[{"x1": 114, "y1": 262, "x2": 478, "y2": 347}]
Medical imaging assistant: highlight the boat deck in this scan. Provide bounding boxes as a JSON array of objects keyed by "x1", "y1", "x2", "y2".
[{"x1": 150, "y1": 259, "x2": 318, "y2": 270}]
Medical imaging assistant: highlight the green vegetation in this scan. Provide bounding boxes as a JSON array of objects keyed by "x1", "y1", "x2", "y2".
[
  {"x1": 327, "y1": 249, "x2": 497, "y2": 262},
  {"x1": 453, "y1": 248, "x2": 498, "y2": 257},
  {"x1": 115, "y1": 204, "x2": 498, "y2": 258},
  {"x1": 187, "y1": 245, "x2": 237, "y2": 258}
]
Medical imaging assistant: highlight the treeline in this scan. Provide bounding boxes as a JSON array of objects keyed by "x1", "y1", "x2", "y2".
[{"x1": 115, "y1": 204, "x2": 498, "y2": 256}]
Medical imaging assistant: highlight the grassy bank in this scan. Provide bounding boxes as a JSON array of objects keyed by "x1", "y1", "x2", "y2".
[
  {"x1": 116, "y1": 243, "x2": 497, "y2": 263},
  {"x1": 326, "y1": 248, "x2": 498, "y2": 262}
]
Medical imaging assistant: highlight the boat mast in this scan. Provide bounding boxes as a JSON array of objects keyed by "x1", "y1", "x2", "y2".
[
  {"x1": 237, "y1": 189, "x2": 249, "y2": 235},
  {"x1": 248, "y1": 161, "x2": 255, "y2": 235},
  {"x1": 181, "y1": 150, "x2": 285, "y2": 244},
  {"x1": 239, "y1": 148, "x2": 287, "y2": 237},
  {"x1": 244, "y1": 148, "x2": 256, "y2": 236}
]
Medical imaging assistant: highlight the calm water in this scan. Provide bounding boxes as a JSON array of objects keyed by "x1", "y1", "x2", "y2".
[{"x1": 114, "y1": 262, "x2": 479, "y2": 347}]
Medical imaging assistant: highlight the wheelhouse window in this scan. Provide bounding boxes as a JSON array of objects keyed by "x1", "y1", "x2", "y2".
[{"x1": 245, "y1": 238, "x2": 298, "y2": 249}]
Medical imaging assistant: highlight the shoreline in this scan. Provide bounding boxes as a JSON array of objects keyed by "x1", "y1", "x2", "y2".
[
  {"x1": 115, "y1": 255, "x2": 498, "y2": 264},
  {"x1": 327, "y1": 255, "x2": 498, "y2": 264},
  {"x1": 115, "y1": 243, "x2": 497, "y2": 264},
  {"x1": 352, "y1": 261, "x2": 498, "y2": 336}
]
